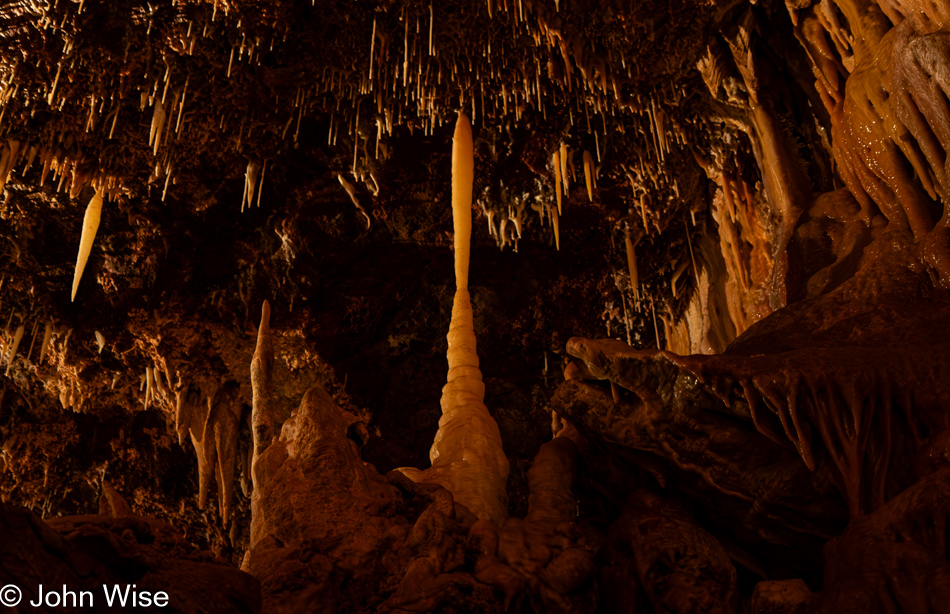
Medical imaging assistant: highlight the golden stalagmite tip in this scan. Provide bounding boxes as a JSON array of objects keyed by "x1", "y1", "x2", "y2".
[{"x1": 452, "y1": 111, "x2": 474, "y2": 290}]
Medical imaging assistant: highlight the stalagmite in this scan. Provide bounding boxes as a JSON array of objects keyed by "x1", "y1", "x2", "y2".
[
  {"x1": 395, "y1": 111, "x2": 509, "y2": 527},
  {"x1": 249, "y1": 301, "x2": 274, "y2": 493},
  {"x1": 71, "y1": 187, "x2": 103, "y2": 302}
]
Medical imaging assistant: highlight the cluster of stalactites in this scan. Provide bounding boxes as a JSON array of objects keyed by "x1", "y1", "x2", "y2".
[
  {"x1": 0, "y1": 315, "x2": 58, "y2": 377},
  {"x1": 0, "y1": 138, "x2": 121, "y2": 201},
  {"x1": 0, "y1": 137, "x2": 130, "y2": 302},
  {"x1": 175, "y1": 383, "x2": 245, "y2": 533},
  {"x1": 0, "y1": 0, "x2": 248, "y2": 207},
  {"x1": 4, "y1": 0, "x2": 708, "y2": 278},
  {"x1": 783, "y1": 0, "x2": 950, "y2": 282}
]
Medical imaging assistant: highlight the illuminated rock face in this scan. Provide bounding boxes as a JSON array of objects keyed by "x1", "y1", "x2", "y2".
[
  {"x1": 243, "y1": 304, "x2": 594, "y2": 613},
  {"x1": 829, "y1": 19, "x2": 950, "y2": 275}
]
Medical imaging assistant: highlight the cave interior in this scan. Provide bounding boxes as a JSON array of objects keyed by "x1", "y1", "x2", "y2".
[{"x1": 1, "y1": 0, "x2": 950, "y2": 612}]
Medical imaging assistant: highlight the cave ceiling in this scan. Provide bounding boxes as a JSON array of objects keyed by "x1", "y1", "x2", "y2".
[{"x1": 1, "y1": 0, "x2": 950, "y2": 612}]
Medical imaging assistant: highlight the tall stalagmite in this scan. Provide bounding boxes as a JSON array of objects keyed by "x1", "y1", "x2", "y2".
[{"x1": 395, "y1": 111, "x2": 509, "y2": 527}]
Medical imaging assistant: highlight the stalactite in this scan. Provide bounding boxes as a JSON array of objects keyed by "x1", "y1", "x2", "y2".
[
  {"x1": 38, "y1": 321, "x2": 52, "y2": 364},
  {"x1": 559, "y1": 141, "x2": 569, "y2": 199},
  {"x1": 583, "y1": 150, "x2": 594, "y2": 201},
  {"x1": 242, "y1": 160, "x2": 261, "y2": 213},
  {"x1": 5, "y1": 323, "x2": 23, "y2": 375},
  {"x1": 71, "y1": 187, "x2": 103, "y2": 302},
  {"x1": 0, "y1": 140, "x2": 20, "y2": 193},
  {"x1": 625, "y1": 233, "x2": 639, "y2": 302},
  {"x1": 337, "y1": 172, "x2": 372, "y2": 228}
]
